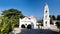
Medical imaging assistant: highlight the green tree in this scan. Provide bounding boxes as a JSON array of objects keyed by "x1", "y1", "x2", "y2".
[
  {"x1": 56, "y1": 15, "x2": 60, "y2": 31},
  {"x1": 0, "y1": 17, "x2": 10, "y2": 34},
  {"x1": 2, "y1": 8, "x2": 25, "y2": 25},
  {"x1": 56, "y1": 22, "x2": 60, "y2": 31},
  {"x1": 49, "y1": 15, "x2": 56, "y2": 24},
  {"x1": 0, "y1": 8, "x2": 25, "y2": 34},
  {"x1": 57, "y1": 15, "x2": 60, "y2": 20}
]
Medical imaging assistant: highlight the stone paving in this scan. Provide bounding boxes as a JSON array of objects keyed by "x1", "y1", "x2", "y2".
[
  {"x1": 9, "y1": 25, "x2": 60, "y2": 34},
  {"x1": 9, "y1": 28, "x2": 60, "y2": 34}
]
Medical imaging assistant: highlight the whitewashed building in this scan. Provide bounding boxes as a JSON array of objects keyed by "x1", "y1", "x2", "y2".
[
  {"x1": 19, "y1": 3, "x2": 59, "y2": 29},
  {"x1": 19, "y1": 16, "x2": 37, "y2": 29}
]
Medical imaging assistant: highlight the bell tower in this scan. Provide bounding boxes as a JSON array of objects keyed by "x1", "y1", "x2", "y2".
[{"x1": 43, "y1": 3, "x2": 50, "y2": 27}]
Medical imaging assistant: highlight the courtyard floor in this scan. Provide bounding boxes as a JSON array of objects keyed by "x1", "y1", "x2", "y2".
[{"x1": 9, "y1": 29, "x2": 60, "y2": 34}]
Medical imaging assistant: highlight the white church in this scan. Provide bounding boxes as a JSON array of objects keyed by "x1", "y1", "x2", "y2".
[
  {"x1": 19, "y1": 3, "x2": 58, "y2": 29},
  {"x1": 9, "y1": 3, "x2": 60, "y2": 34}
]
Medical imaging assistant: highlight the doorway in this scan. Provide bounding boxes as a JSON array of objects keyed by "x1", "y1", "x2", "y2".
[
  {"x1": 21, "y1": 24, "x2": 25, "y2": 28},
  {"x1": 27, "y1": 24, "x2": 31, "y2": 29}
]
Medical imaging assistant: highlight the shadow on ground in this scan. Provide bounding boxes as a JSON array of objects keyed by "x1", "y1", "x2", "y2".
[
  {"x1": 18, "y1": 29, "x2": 60, "y2": 34},
  {"x1": 9, "y1": 29, "x2": 60, "y2": 34}
]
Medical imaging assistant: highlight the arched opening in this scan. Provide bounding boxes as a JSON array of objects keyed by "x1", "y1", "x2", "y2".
[
  {"x1": 45, "y1": 21, "x2": 47, "y2": 26},
  {"x1": 27, "y1": 24, "x2": 31, "y2": 29},
  {"x1": 21, "y1": 24, "x2": 25, "y2": 28}
]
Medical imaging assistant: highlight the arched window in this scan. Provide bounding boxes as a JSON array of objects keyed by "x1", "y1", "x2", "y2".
[
  {"x1": 45, "y1": 21, "x2": 47, "y2": 26},
  {"x1": 46, "y1": 10, "x2": 47, "y2": 13}
]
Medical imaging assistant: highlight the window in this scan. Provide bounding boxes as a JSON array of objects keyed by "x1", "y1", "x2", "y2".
[
  {"x1": 46, "y1": 10, "x2": 47, "y2": 13},
  {"x1": 45, "y1": 21, "x2": 47, "y2": 26},
  {"x1": 45, "y1": 21, "x2": 47, "y2": 24}
]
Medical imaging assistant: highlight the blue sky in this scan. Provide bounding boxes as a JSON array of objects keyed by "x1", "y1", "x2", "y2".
[{"x1": 0, "y1": 0, "x2": 60, "y2": 20}]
